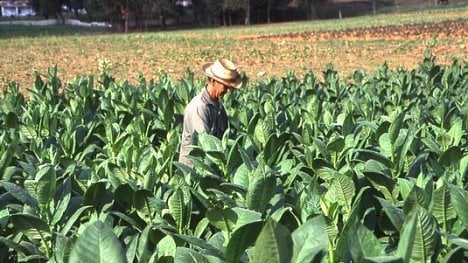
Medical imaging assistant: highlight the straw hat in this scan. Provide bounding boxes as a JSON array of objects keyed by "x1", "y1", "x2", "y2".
[{"x1": 202, "y1": 59, "x2": 242, "y2": 89}]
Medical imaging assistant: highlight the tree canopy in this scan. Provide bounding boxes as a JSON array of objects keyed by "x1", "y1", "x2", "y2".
[{"x1": 27, "y1": 0, "x2": 410, "y2": 32}]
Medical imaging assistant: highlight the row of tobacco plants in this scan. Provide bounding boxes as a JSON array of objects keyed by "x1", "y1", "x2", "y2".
[{"x1": 0, "y1": 55, "x2": 466, "y2": 262}]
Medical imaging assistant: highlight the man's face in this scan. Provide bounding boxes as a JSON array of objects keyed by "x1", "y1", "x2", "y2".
[{"x1": 210, "y1": 79, "x2": 233, "y2": 99}]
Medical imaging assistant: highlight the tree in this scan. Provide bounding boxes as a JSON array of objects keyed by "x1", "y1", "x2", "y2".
[
  {"x1": 222, "y1": 0, "x2": 244, "y2": 26},
  {"x1": 63, "y1": 0, "x2": 85, "y2": 18},
  {"x1": 288, "y1": 0, "x2": 325, "y2": 20},
  {"x1": 244, "y1": 0, "x2": 250, "y2": 24},
  {"x1": 32, "y1": 0, "x2": 64, "y2": 20},
  {"x1": 84, "y1": 0, "x2": 175, "y2": 32},
  {"x1": 266, "y1": 0, "x2": 273, "y2": 23}
]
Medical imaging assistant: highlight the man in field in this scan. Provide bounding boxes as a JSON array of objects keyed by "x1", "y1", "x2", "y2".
[{"x1": 178, "y1": 58, "x2": 242, "y2": 167}]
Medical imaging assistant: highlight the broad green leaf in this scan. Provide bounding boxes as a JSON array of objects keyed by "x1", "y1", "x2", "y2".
[
  {"x1": 52, "y1": 233, "x2": 71, "y2": 263},
  {"x1": 2, "y1": 166, "x2": 21, "y2": 181},
  {"x1": 379, "y1": 133, "x2": 392, "y2": 157},
  {"x1": 253, "y1": 218, "x2": 292, "y2": 263},
  {"x1": 206, "y1": 188, "x2": 236, "y2": 207},
  {"x1": 115, "y1": 183, "x2": 136, "y2": 210},
  {"x1": 0, "y1": 237, "x2": 31, "y2": 256},
  {"x1": 134, "y1": 189, "x2": 165, "y2": 223},
  {"x1": 169, "y1": 187, "x2": 185, "y2": 233},
  {"x1": 51, "y1": 177, "x2": 72, "y2": 226},
  {"x1": 199, "y1": 133, "x2": 224, "y2": 160},
  {"x1": 206, "y1": 208, "x2": 237, "y2": 235},
  {"x1": 397, "y1": 207, "x2": 439, "y2": 263},
  {"x1": 377, "y1": 198, "x2": 404, "y2": 232},
  {"x1": 421, "y1": 134, "x2": 441, "y2": 154},
  {"x1": 61, "y1": 206, "x2": 93, "y2": 235},
  {"x1": 137, "y1": 224, "x2": 152, "y2": 262},
  {"x1": 233, "y1": 163, "x2": 251, "y2": 190},
  {"x1": 291, "y1": 215, "x2": 328, "y2": 263},
  {"x1": 264, "y1": 133, "x2": 289, "y2": 165},
  {"x1": 226, "y1": 220, "x2": 263, "y2": 263},
  {"x1": 110, "y1": 211, "x2": 141, "y2": 230},
  {"x1": 254, "y1": 119, "x2": 268, "y2": 147},
  {"x1": 231, "y1": 207, "x2": 262, "y2": 230},
  {"x1": 449, "y1": 185, "x2": 468, "y2": 229},
  {"x1": 19, "y1": 125, "x2": 37, "y2": 139},
  {"x1": 439, "y1": 146, "x2": 463, "y2": 167},
  {"x1": 363, "y1": 159, "x2": 392, "y2": 177},
  {"x1": 246, "y1": 172, "x2": 276, "y2": 213},
  {"x1": 35, "y1": 164, "x2": 56, "y2": 207},
  {"x1": 389, "y1": 112, "x2": 405, "y2": 144},
  {"x1": 226, "y1": 136, "x2": 243, "y2": 175},
  {"x1": 10, "y1": 213, "x2": 51, "y2": 240},
  {"x1": 174, "y1": 247, "x2": 209, "y2": 263},
  {"x1": 342, "y1": 112, "x2": 354, "y2": 136},
  {"x1": 326, "y1": 136, "x2": 345, "y2": 154},
  {"x1": 4, "y1": 111, "x2": 19, "y2": 129},
  {"x1": 460, "y1": 155, "x2": 468, "y2": 178},
  {"x1": 312, "y1": 137, "x2": 329, "y2": 159},
  {"x1": 330, "y1": 174, "x2": 355, "y2": 211},
  {"x1": 447, "y1": 118, "x2": 462, "y2": 146},
  {"x1": 173, "y1": 234, "x2": 225, "y2": 260},
  {"x1": 83, "y1": 182, "x2": 106, "y2": 211},
  {"x1": 69, "y1": 220, "x2": 127, "y2": 263},
  {"x1": 156, "y1": 235, "x2": 177, "y2": 258},
  {"x1": 194, "y1": 218, "x2": 210, "y2": 238},
  {"x1": 430, "y1": 180, "x2": 456, "y2": 227},
  {"x1": 397, "y1": 178, "x2": 414, "y2": 200},
  {"x1": 348, "y1": 223, "x2": 384, "y2": 263},
  {"x1": 334, "y1": 186, "x2": 370, "y2": 262},
  {"x1": 1, "y1": 181, "x2": 39, "y2": 212},
  {"x1": 355, "y1": 150, "x2": 393, "y2": 168},
  {"x1": 0, "y1": 209, "x2": 8, "y2": 228},
  {"x1": 315, "y1": 167, "x2": 340, "y2": 181},
  {"x1": 126, "y1": 235, "x2": 138, "y2": 263},
  {"x1": 365, "y1": 256, "x2": 403, "y2": 263},
  {"x1": 395, "y1": 127, "x2": 415, "y2": 174},
  {"x1": 403, "y1": 185, "x2": 430, "y2": 214}
]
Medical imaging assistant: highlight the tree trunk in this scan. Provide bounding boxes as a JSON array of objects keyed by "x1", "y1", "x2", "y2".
[
  {"x1": 267, "y1": 0, "x2": 271, "y2": 23},
  {"x1": 162, "y1": 14, "x2": 166, "y2": 29},
  {"x1": 244, "y1": 0, "x2": 250, "y2": 25},
  {"x1": 122, "y1": 8, "x2": 129, "y2": 33},
  {"x1": 306, "y1": 1, "x2": 318, "y2": 20},
  {"x1": 223, "y1": 11, "x2": 226, "y2": 26},
  {"x1": 117, "y1": 1, "x2": 130, "y2": 33},
  {"x1": 373, "y1": 0, "x2": 377, "y2": 14},
  {"x1": 309, "y1": 5, "x2": 318, "y2": 20}
]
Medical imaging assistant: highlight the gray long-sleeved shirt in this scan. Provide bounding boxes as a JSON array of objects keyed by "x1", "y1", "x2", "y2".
[{"x1": 179, "y1": 87, "x2": 228, "y2": 167}]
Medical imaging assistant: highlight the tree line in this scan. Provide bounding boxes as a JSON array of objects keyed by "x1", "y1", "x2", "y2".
[
  {"x1": 31, "y1": 0, "x2": 327, "y2": 31},
  {"x1": 30, "y1": 0, "x2": 452, "y2": 32}
]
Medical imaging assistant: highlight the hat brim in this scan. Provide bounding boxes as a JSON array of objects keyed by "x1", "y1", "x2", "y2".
[{"x1": 202, "y1": 63, "x2": 242, "y2": 89}]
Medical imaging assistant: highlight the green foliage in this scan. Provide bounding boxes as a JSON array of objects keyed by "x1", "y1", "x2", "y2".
[
  {"x1": 69, "y1": 220, "x2": 127, "y2": 263},
  {"x1": 0, "y1": 57, "x2": 466, "y2": 262}
]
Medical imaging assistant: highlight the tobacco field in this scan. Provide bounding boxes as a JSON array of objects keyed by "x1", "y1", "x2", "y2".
[{"x1": 0, "y1": 55, "x2": 467, "y2": 262}]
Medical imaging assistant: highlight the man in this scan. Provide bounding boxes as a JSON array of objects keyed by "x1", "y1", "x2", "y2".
[{"x1": 179, "y1": 58, "x2": 242, "y2": 167}]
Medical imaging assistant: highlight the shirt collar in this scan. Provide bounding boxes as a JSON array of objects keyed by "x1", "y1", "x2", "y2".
[{"x1": 201, "y1": 86, "x2": 219, "y2": 106}]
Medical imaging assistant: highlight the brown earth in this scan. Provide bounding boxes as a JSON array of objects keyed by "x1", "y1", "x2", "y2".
[
  {"x1": 236, "y1": 20, "x2": 468, "y2": 41},
  {"x1": 0, "y1": 19, "x2": 466, "y2": 93}
]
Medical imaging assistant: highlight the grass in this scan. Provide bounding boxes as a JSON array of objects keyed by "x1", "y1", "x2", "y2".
[
  {"x1": 0, "y1": 25, "x2": 105, "y2": 39},
  {"x1": 0, "y1": 6, "x2": 466, "y2": 92}
]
